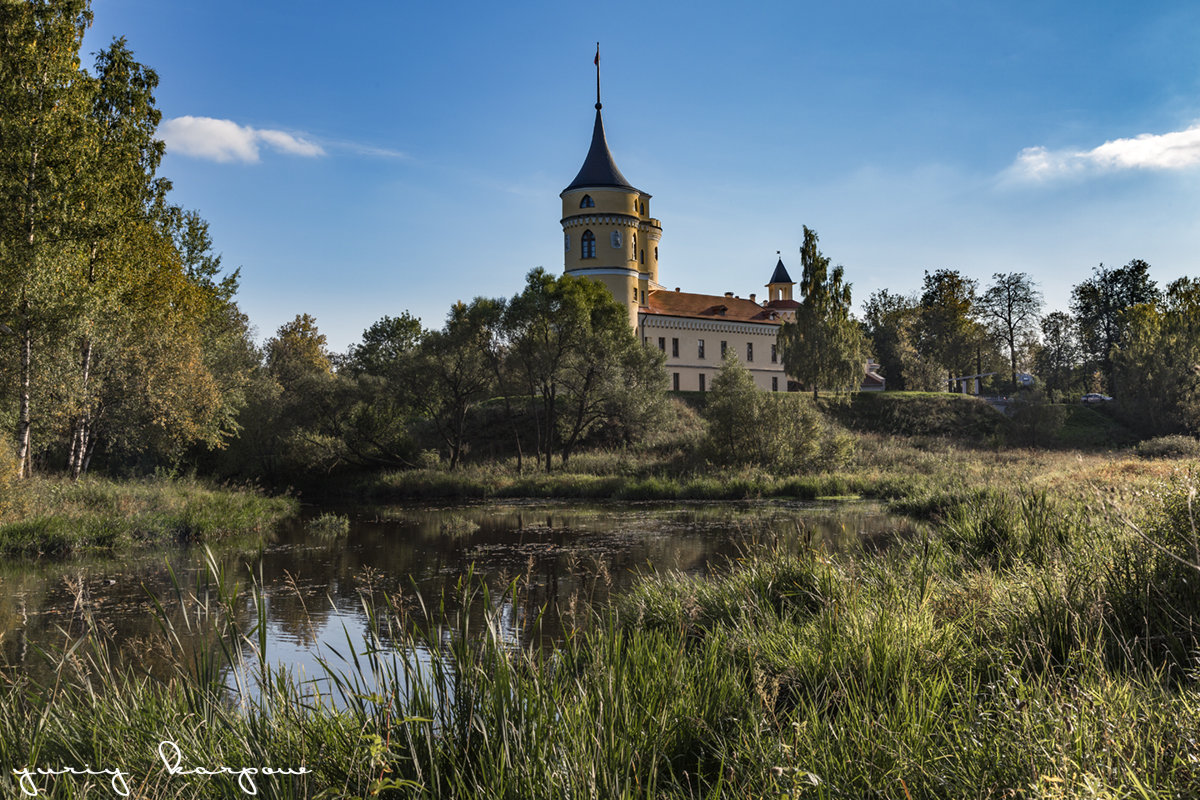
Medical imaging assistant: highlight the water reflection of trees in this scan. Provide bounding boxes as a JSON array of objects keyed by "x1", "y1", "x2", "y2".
[{"x1": 2, "y1": 502, "x2": 919, "y2": 677}]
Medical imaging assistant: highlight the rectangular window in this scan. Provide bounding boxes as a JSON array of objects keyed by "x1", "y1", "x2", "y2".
[
  {"x1": 699, "y1": 374, "x2": 706, "y2": 392},
  {"x1": 698, "y1": 339, "x2": 705, "y2": 359},
  {"x1": 632, "y1": 288, "x2": 638, "y2": 303},
  {"x1": 772, "y1": 376, "x2": 779, "y2": 392},
  {"x1": 720, "y1": 340, "x2": 727, "y2": 358},
  {"x1": 658, "y1": 337, "x2": 666, "y2": 352},
  {"x1": 747, "y1": 342, "x2": 754, "y2": 362},
  {"x1": 672, "y1": 372, "x2": 680, "y2": 391},
  {"x1": 771, "y1": 343, "x2": 778, "y2": 363},
  {"x1": 641, "y1": 290, "x2": 646, "y2": 304},
  {"x1": 671, "y1": 338, "x2": 679, "y2": 357}
]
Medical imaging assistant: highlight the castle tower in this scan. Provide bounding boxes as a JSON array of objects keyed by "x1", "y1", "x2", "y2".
[{"x1": 561, "y1": 50, "x2": 661, "y2": 327}]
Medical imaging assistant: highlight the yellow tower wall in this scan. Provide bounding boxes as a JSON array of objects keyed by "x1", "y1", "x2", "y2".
[{"x1": 561, "y1": 186, "x2": 644, "y2": 327}]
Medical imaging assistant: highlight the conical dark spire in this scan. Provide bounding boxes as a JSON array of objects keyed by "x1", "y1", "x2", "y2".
[
  {"x1": 564, "y1": 108, "x2": 636, "y2": 192},
  {"x1": 768, "y1": 258, "x2": 794, "y2": 285}
]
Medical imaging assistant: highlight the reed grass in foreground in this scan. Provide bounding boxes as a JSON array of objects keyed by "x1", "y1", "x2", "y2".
[
  {"x1": 0, "y1": 476, "x2": 297, "y2": 556},
  {"x1": 3, "y1": 466, "x2": 1200, "y2": 798}
]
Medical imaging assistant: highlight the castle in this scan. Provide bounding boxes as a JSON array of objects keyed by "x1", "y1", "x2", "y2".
[{"x1": 560, "y1": 77, "x2": 806, "y2": 392}]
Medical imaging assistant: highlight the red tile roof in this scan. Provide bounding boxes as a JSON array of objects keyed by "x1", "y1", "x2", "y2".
[
  {"x1": 644, "y1": 289, "x2": 784, "y2": 324},
  {"x1": 764, "y1": 298, "x2": 801, "y2": 310}
]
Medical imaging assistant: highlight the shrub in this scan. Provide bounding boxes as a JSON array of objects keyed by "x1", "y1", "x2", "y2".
[
  {"x1": 703, "y1": 355, "x2": 825, "y2": 471},
  {"x1": 1133, "y1": 434, "x2": 1200, "y2": 459}
]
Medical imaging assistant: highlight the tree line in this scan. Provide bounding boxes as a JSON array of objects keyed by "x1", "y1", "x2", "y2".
[
  {"x1": 0, "y1": 1, "x2": 255, "y2": 479},
  {"x1": 214, "y1": 268, "x2": 667, "y2": 481},
  {"x1": 861, "y1": 258, "x2": 1200, "y2": 434},
  {"x1": 5, "y1": 1, "x2": 1195, "y2": 485}
]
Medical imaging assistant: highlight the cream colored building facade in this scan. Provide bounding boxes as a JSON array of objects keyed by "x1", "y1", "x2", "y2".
[{"x1": 561, "y1": 92, "x2": 802, "y2": 391}]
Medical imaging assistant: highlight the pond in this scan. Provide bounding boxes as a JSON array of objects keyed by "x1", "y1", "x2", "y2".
[{"x1": 0, "y1": 500, "x2": 918, "y2": 688}]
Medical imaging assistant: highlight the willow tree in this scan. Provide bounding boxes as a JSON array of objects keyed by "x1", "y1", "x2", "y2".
[{"x1": 778, "y1": 226, "x2": 866, "y2": 398}]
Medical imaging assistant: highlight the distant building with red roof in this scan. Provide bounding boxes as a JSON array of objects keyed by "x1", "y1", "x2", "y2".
[{"x1": 560, "y1": 76, "x2": 879, "y2": 393}]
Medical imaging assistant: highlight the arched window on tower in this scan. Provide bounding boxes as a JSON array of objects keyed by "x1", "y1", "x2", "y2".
[
  {"x1": 580, "y1": 195, "x2": 595, "y2": 208},
  {"x1": 581, "y1": 230, "x2": 596, "y2": 259}
]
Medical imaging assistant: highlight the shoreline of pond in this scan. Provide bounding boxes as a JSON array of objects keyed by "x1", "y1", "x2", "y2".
[{"x1": 3, "y1": 461, "x2": 1200, "y2": 796}]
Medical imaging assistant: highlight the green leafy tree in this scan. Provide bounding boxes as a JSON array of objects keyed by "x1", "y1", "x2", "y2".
[
  {"x1": 778, "y1": 226, "x2": 866, "y2": 399},
  {"x1": 0, "y1": 0, "x2": 95, "y2": 476},
  {"x1": 81, "y1": 220, "x2": 234, "y2": 471},
  {"x1": 1071, "y1": 259, "x2": 1159, "y2": 396},
  {"x1": 65, "y1": 38, "x2": 171, "y2": 475},
  {"x1": 917, "y1": 269, "x2": 990, "y2": 389},
  {"x1": 979, "y1": 272, "x2": 1042, "y2": 389},
  {"x1": 862, "y1": 289, "x2": 944, "y2": 391},
  {"x1": 415, "y1": 301, "x2": 497, "y2": 469},
  {"x1": 253, "y1": 314, "x2": 346, "y2": 477},
  {"x1": 1112, "y1": 279, "x2": 1200, "y2": 434},
  {"x1": 1034, "y1": 311, "x2": 1080, "y2": 399},
  {"x1": 342, "y1": 313, "x2": 423, "y2": 379},
  {"x1": 266, "y1": 313, "x2": 331, "y2": 386},
  {"x1": 703, "y1": 353, "x2": 824, "y2": 470},
  {"x1": 503, "y1": 268, "x2": 664, "y2": 470},
  {"x1": 330, "y1": 313, "x2": 425, "y2": 470}
]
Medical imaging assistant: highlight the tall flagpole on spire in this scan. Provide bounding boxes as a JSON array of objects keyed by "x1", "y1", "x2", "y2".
[{"x1": 594, "y1": 43, "x2": 601, "y2": 109}]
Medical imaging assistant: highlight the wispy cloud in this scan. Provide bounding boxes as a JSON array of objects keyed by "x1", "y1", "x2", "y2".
[
  {"x1": 159, "y1": 116, "x2": 409, "y2": 164},
  {"x1": 330, "y1": 140, "x2": 410, "y2": 160},
  {"x1": 159, "y1": 116, "x2": 325, "y2": 162},
  {"x1": 1007, "y1": 122, "x2": 1200, "y2": 182}
]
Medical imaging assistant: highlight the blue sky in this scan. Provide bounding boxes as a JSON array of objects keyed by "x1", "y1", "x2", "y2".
[{"x1": 86, "y1": 0, "x2": 1200, "y2": 352}]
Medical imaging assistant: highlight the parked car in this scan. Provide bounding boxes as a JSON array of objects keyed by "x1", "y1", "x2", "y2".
[{"x1": 1081, "y1": 393, "x2": 1113, "y2": 405}]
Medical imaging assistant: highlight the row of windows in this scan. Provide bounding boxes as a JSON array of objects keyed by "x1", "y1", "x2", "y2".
[
  {"x1": 578, "y1": 195, "x2": 647, "y2": 215},
  {"x1": 571, "y1": 230, "x2": 655, "y2": 262},
  {"x1": 653, "y1": 337, "x2": 777, "y2": 363},
  {"x1": 671, "y1": 372, "x2": 781, "y2": 392}
]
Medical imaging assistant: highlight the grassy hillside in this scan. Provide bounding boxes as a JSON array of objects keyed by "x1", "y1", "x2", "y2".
[{"x1": 819, "y1": 391, "x2": 1006, "y2": 440}]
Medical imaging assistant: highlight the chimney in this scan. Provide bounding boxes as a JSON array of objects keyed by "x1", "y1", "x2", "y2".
[
  {"x1": 749, "y1": 293, "x2": 756, "y2": 303},
  {"x1": 724, "y1": 292, "x2": 733, "y2": 298},
  {"x1": 675, "y1": 287, "x2": 680, "y2": 292}
]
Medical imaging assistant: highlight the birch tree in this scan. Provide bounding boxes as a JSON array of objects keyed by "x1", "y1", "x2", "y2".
[{"x1": 0, "y1": 0, "x2": 94, "y2": 476}]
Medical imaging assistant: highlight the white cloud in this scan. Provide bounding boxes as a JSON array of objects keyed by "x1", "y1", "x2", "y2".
[
  {"x1": 255, "y1": 129, "x2": 325, "y2": 158},
  {"x1": 1007, "y1": 122, "x2": 1200, "y2": 182},
  {"x1": 159, "y1": 116, "x2": 325, "y2": 162}
]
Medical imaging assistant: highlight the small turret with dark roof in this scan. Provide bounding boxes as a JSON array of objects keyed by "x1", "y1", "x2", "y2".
[
  {"x1": 765, "y1": 256, "x2": 798, "y2": 308},
  {"x1": 768, "y1": 258, "x2": 793, "y2": 286}
]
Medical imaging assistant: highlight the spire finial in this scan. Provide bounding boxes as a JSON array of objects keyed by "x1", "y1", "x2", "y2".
[{"x1": 595, "y1": 43, "x2": 602, "y2": 109}]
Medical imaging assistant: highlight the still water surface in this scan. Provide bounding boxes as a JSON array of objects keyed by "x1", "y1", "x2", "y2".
[{"x1": 0, "y1": 500, "x2": 917, "y2": 686}]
